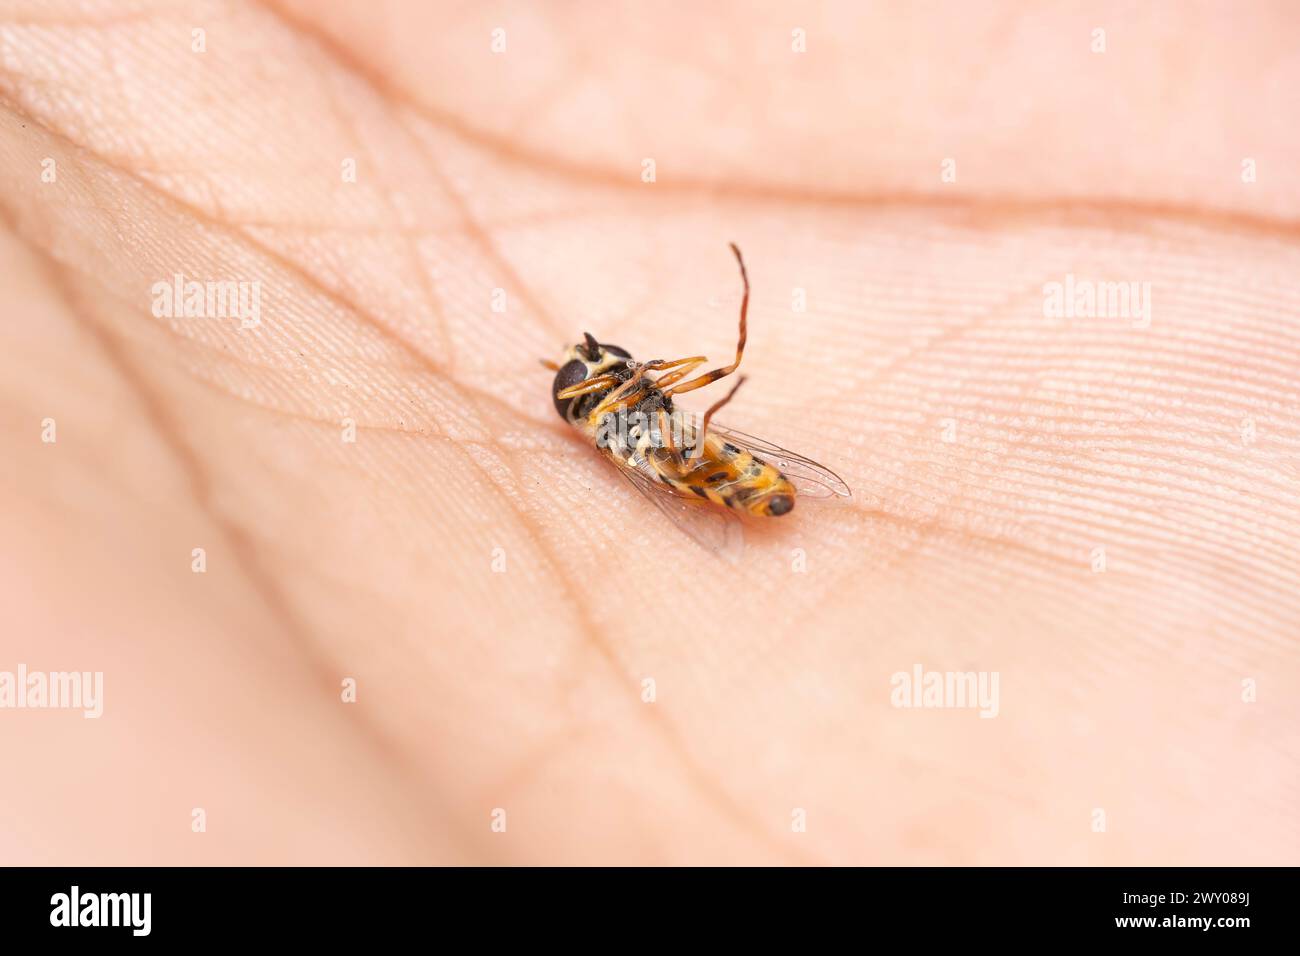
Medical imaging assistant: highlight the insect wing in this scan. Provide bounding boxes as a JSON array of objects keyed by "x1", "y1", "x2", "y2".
[
  {"x1": 616, "y1": 461, "x2": 745, "y2": 563},
  {"x1": 707, "y1": 423, "x2": 852, "y2": 500}
]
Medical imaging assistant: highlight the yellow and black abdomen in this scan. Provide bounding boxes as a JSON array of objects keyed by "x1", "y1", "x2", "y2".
[{"x1": 675, "y1": 437, "x2": 796, "y2": 517}]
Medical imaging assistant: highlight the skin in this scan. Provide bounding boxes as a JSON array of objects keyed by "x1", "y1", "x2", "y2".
[{"x1": 0, "y1": 1, "x2": 1296, "y2": 865}]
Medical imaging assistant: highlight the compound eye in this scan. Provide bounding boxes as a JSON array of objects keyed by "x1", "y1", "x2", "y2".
[
  {"x1": 602, "y1": 343, "x2": 631, "y2": 358},
  {"x1": 552, "y1": 359, "x2": 588, "y2": 419}
]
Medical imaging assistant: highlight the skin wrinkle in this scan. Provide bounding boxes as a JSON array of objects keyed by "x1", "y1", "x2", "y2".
[
  {"x1": 0, "y1": 94, "x2": 522, "y2": 447},
  {"x1": 501, "y1": 41, "x2": 586, "y2": 145},
  {"x1": 918, "y1": 492, "x2": 1295, "y2": 615},
  {"x1": 2, "y1": 2, "x2": 1297, "y2": 864},
  {"x1": 478, "y1": 723, "x2": 596, "y2": 810},
  {"x1": 405, "y1": 117, "x2": 570, "y2": 344},
  {"x1": 0, "y1": 75, "x2": 523, "y2": 852},
  {"x1": 855, "y1": 276, "x2": 1049, "y2": 388},
  {"x1": 448, "y1": 389, "x2": 825, "y2": 863},
  {"x1": 0, "y1": 55, "x2": 820, "y2": 864},
  {"x1": 466, "y1": 431, "x2": 822, "y2": 864},
  {"x1": 0, "y1": 102, "x2": 430, "y2": 368},
  {"x1": 868, "y1": 416, "x2": 1294, "y2": 538},
  {"x1": 315, "y1": 66, "x2": 453, "y2": 364},
  {"x1": 0, "y1": 225, "x2": 475, "y2": 865},
  {"x1": 964, "y1": 458, "x2": 1296, "y2": 581},
  {"x1": 262, "y1": 0, "x2": 1300, "y2": 241},
  {"x1": 3, "y1": 213, "x2": 485, "y2": 863},
  {"x1": 857, "y1": 401, "x2": 1300, "y2": 647},
  {"x1": 889, "y1": 411, "x2": 1299, "y2": 528},
  {"x1": 372, "y1": 149, "x2": 823, "y2": 857}
]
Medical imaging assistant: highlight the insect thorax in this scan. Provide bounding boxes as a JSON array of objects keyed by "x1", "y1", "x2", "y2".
[{"x1": 586, "y1": 384, "x2": 681, "y2": 458}]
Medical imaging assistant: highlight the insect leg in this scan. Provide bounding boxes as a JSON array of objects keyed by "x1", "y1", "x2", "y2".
[
  {"x1": 556, "y1": 373, "x2": 621, "y2": 401},
  {"x1": 558, "y1": 358, "x2": 693, "y2": 404},
  {"x1": 700, "y1": 375, "x2": 747, "y2": 441},
  {"x1": 651, "y1": 356, "x2": 708, "y2": 390},
  {"x1": 644, "y1": 354, "x2": 706, "y2": 373},
  {"x1": 657, "y1": 408, "x2": 679, "y2": 454},
  {"x1": 539, "y1": 358, "x2": 561, "y2": 371},
  {"x1": 653, "y1": 406, "x2": 696, "y2": 473},
  {"x1": 586, "y1": 366, "x2": 651, "y2": 418},
  {"x1": 600, "y1": 354, "x2": 706, "y2": 419},
  {"x1": 663, "y1": 243, "x2": 749, "y2": 398}
]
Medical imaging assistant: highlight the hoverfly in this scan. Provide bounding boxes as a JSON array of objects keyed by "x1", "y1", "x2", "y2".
[{"x1": 542, "y1": 244, "x2": 850, "y2": 558}]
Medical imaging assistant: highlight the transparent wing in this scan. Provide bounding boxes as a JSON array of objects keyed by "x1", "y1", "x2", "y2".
[
  {"x1": 616, "y1": 460, "x2": 745, "y2": 563},
  {"x1": 707, "y1": 422, "x2": 852, "y2": 501}
]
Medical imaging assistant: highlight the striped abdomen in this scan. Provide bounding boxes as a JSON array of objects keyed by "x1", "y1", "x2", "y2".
[{"x1": 662, "y1": 435, "x2": 796, "y2": 517}]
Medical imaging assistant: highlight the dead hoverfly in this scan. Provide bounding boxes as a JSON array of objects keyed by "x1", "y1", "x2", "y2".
[{"x1": 542, "y1": 244, "x2": 850, "y2": 557}]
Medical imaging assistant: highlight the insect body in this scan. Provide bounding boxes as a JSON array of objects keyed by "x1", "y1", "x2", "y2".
[{"x1": 544, "y1": 244, "x2": 850, "y2": 553}]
